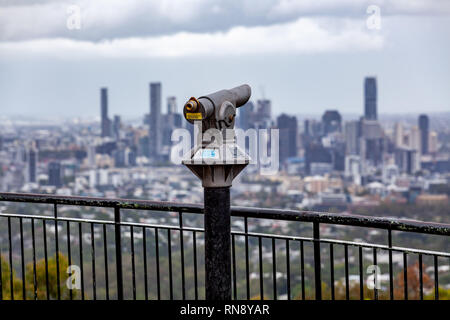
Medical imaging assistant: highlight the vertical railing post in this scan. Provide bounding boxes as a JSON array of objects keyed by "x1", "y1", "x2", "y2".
[
  {"x1": 204, "y1": 186, "x2": 231, "y2": 300},
  {"x1": 54, "y1": 203, "x2": 61, "y2": 300},
  {"x1": 313, "y1": 222, "x2": 322, "y2": 300},
  {"x1": 388, "y1": 229, "x2": 394, "y2": 300},
  {"x1": 114, "y1": 206, "x2": 124, "y2": 300}
]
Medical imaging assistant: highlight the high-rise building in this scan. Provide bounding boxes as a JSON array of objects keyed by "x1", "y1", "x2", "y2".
[
  {"x1": 253, "y1": 99, "x2": 272, "y2": 128},
  {"x1": 149, "y1": 82, "x2": 162, "y2": 158},
  {"x1": 360, "y1": 118, "x2": 384, "y2": 166},
  {"x1": 100, "y1": 88, "x2": 111, "y2": 137},
  {"x1": 167, "y1": 96, "x2": 177, "y2": 114},
  {"x1": 364, "y1": 77, "x2": 377, "y2": 120},
  {"x1": 277, "y1": 114, "x2": 298, "y2": 163},
  {"x1": 418, "y1": 114, "x2": 429, "y2": 155},
  {"x1": 305, "y1": 143, "x2": 332, "y2": 175},
  {"x1": 27, "y1": 146, "x2": 37, "y2": 183},
  {"x1": 48, "y1": 161, "x2": 62, "y2": 187},
  {"x1": 257, "y1": 99, "x2": 271, "y2": 119},
  {"x1": 409, "y1": 126, "x2": 421, "y2": 153},
  {"x1": 166, "y1": 96, "x2": 182, "y2": 127},
  {"x1": 163, "y1": 96, "x2": 182, "y2": 148},
  {"x1": 113, "y1": 115, "x2": 121, "y2": 140},
  {"x1": 87, "y1": 144, "x2": 96, "y2": 168},
  {"x1": 429, "y1": 131, "x2": 438, "y2": 154},
  {"x1": 394, "y1": 122, "x2": 404, "y2": 147},
  {"x1": 127, "y1": 146, "x2": 137, "y2": 167},
  {"x1": 395, "y1": 148, "x2": 420, "y2": 174},
  {"x1": 345, "y1": 155, "x2": 362, "y2": 185},
  {"x1": 303, "y1": 120, "x2": 311, "y2": 137},
  {"x1": 322, "y1": 110, "x2": 342, "y2": 135},
  {"x1": 238, "y1": 101, "x2": 254, "y2": 130},
  {"x1": 345, "y1": 121, "x2": 360, "y2": 155}
]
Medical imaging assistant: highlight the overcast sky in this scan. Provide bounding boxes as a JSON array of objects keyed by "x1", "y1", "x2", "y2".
[{"x1": 0, "y1": 0, "x2": 449, "y2": 119}]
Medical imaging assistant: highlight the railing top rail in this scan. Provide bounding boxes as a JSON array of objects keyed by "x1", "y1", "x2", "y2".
[{"x1": 0, "y1": 192, "x2": 449, "y2": 236}]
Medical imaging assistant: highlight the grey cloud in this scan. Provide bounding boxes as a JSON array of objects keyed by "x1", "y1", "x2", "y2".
[{"x1": 0, "y1": 0, "x2": 449, "y2": 41}]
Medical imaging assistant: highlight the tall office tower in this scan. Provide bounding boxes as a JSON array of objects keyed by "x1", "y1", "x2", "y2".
[
  {"x1": 238, "y1": 101, "x2": 254, "y2": 130},
  {"x1": 364, "y1": 77, "x2": 377, "y2": 120},
  {"x1": 149, "y1": 82, "x2": 162, "y2": 158},
  {"x1": 48, "y1": 161, "x2": 62, "y2": 187},
  {"x1": 113, "y1": 115, "x2": 121, "y2": 140},
  {"x1": 255, "y1": 99, "x2": 272, "y2": 128},
  {"x1": 418, "y1": 114, "x2": 429, "y2": 155},
  {"x1": 303, "y1": 120, "x2": 311, "y2": 137},
  {"x1": 322, "y1": 110, "x2": 342, "y2": 135},
  {"x1": 27, "y1": 146, "x2": 37, "y2": 183},
  {"x1": 305, "y1": 142, "x2": 333, "y2": 175},
  {"x1": 345, "y1": 121, "x2": 360, "y2": 155},
  {"x1": 257, "y1": 99, "x2": 271, "y2": 119},
  {"x1": 113, "y1": 144, "x2": 126, "y2": 168},
  {"x1": 394, "y1": 122, "x2": 404, "y2": 147},
  {"x1": 163, "y1": 96, "x2": 182, "y2": 145},
  {"x1": 167, "y1": 96, "x2": 177, "y2": 114},
  {"x1": 410, "y1": 126, "x2": 421, "y2": 153},
  {"x1": 395, "y1": 148, "x2": 420, "y2": 174},
  {"x1": 428, "y1": 131, "x2": 438, "y2": 153},
  {"x1": 360, "y1": 118, "x2": 384, "y2": 166},
  {"x1": 87, "y1": 144, "x2": 96, "y2": 168},
  {"x1": 277, "y1": 114, "x2": 298, "y2": 164},
  {"x1": 100, "y1": 88, "x2": 111, "y2": 137}
]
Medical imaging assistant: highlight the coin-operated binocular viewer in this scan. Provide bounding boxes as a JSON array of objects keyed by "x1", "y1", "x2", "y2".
[{"x1": 182, "y1": 84, "x2": 251, "y2": 300}]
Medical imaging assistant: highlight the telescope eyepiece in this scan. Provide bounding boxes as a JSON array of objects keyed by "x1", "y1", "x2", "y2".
[{"x1": 185, "y1": 97, "x2": 199, "y2": 112}]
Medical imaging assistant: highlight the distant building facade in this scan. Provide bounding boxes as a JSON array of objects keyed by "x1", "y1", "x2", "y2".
[
  {"x1": 149, "y1": 82, "x2": 162, "y2": 159},
  {"x1": 418, "y1": 114, "x2": 429, "y2": 155},
  {"x1": 364, "y1": 77, "x2": 377, "y2": 120},
  {"x1": 101, "y1": 88, "x2": 111, "y2": 138},
  {"x1": 277, "y1": 114, "x2": 298, "y2": 164}
]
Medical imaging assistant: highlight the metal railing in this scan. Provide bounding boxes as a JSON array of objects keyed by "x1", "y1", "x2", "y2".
[{"x1": 0, "y1": 192, "x2": 449, "y2": 300}]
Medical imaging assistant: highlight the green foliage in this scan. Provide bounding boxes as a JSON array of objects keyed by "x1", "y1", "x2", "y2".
[
  {"x1": 1, "y1": 252, "x2": 75, "y2": 300},
  {"x1": 25, "y1": 252, "x2": 74, "y2": 300},
  {"x1": 1, "y1": 258, "x2": 23, "y2": 299}
]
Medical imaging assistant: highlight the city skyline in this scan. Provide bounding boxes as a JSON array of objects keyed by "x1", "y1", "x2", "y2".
[{"x1": 1, "y1": 1, "x2": 450, "y2": 117}]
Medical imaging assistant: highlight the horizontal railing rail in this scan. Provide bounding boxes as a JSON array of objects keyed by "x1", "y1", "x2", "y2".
[
  {"x1": 0, "y1": 192, "x2": 448, "y2": 301},
  {"x1": 1, "y1": 192, "x2": 449, "y2": 236}
]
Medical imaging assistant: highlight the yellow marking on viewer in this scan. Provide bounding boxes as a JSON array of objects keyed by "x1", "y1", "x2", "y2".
[{"x1": 186, "y1": 112, "x2": 202, "y2": 120}]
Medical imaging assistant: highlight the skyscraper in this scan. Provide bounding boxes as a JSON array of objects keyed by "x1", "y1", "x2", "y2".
[
  {"x1": 418, "y1": 114, "x2": 429, "y2": 155},
  {"x1": 167, "y1": 96, "x2": 177, "y2": 114},
  {"x1": 254, "y1": 99, "x2": 272, "y2": 128},
  {"x1": 277, "y1": 114, "x2": 298, "y2": 163},
  {"x1": 163, "y1": 96, "x2": 182, "y2": 147},
  {"x1": 100, "y1": 88, "x2": 111, "y2": 137},
  {"x1": 364, "y1": 77, "x2": 377, "y2": 120},
  {"x1": 345, "y1": 121, "x2": 360, "y2": 155},
  {"x1": 322, "y1": 110, "x2": 342, "y2": 135},
  {"x1": 429, "y1": 131, "x2": 438, "y2": 153},
  {"x1": 27, "y1": 146, "x2": 37, "y2": 183},
  {"x1": 149, "y1": 82, "x2": 162, "y2": 158},
  {"x1": 113, "y1": 115, "x2": 121, "y2": 140},
  {"x1": 48, "y1": 161, "x2": 62, "y2": 187},
  {"x1": 238, "y1": 101, "x2": 254, "y2": 130},
  {"x1": 394, "y1": 122, "x2": 404, "y2": 147}
]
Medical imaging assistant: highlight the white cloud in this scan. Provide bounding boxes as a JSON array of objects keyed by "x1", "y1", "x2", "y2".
[{"x1": 0, "y1": 17, "x2": 383, "y2": 58}]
